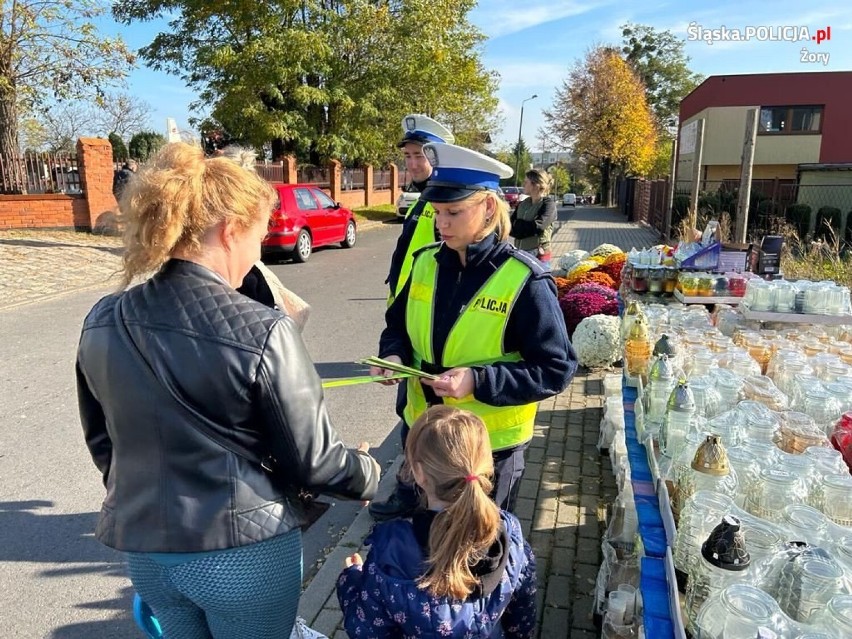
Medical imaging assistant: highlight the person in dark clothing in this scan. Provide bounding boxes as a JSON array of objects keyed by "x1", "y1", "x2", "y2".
[
  {"x1": 370, "y1": 143, "x2": 577, "y2": 515},
  {"x1": 112, "y1": 159, "x2": 137, "y2": 198},
  {"x1": 338, "y1": 406, "x2": 537, "y2": 639}
]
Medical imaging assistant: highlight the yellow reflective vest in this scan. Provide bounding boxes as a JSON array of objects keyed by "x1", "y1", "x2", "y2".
[
  {"x1": 388, "y1": 199, "x2": 437, "y2": 306},
  {"x1": 403, "y1": 245, "x2": 537, "y2": 451}
]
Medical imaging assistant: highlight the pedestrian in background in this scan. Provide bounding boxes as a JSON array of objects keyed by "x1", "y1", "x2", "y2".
[
  {"x1": 371, "y1": 144, "x2": 576, "y2": 515},
  {"x1": 510, "y1": 169, "x2": 557, "y2": 267},
  {"x1": 338, "y1": 406, "x2": 537, "y2": 639},
  {"x1": 76, "y1": 142, "x2": 380, "y2": 639}
]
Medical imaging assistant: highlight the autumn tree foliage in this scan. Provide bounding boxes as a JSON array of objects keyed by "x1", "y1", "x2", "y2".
[{"x1": 544, "y1": 47, "x2": 657, "y2": 207}]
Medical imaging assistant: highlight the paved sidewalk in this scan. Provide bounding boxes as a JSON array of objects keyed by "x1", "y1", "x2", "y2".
[{"x1": 295, "y1": 208, "x2": 665, "y2": 638}]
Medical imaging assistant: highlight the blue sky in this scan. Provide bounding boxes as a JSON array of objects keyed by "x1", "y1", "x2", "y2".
[{"x1": 102, "y1": 0, "x2": 852, "y2": 151}]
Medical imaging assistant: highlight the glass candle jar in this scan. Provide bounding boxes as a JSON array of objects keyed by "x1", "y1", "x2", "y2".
[
  {"x1": 673, "y1": 490, "x2": 735, "y2": 582},
  {"x1": 744, "y1": 468, "x2": 808, "y2": 522},
  {"x1": 697, "y1": 273, "x2": 718, "y2": 297},
  {"x1": 729, "y1": 276, "x2": 749, "y2": 298},
  {"x1": 694, "y1": 584, "x2": 792, "y2": 639},
  {"x1": 648, "y1": 265, "x2": 666, "y2": 295},
  {"x1": 631, "y1": 265, "x2": 649, "y2": 293},
  {"x1": 685, "y1": 515, "x2": 752, "y2": 634},
  {"x1": 820, "y1": 474, "x2": 852, "y2": 527},
  {"x1": 777, "y1": 412, "x2": 829, "y2": 454},
  {"x1": 808, "y1": 594, "x2": 852, "y2": 639},
  {"x1": 773, "y1": 280, "x2": 798, "y2": 313},
  {"x1": 780, "y1": 504, "x2": 829, "y2": 548},
  {"x1": 726, "y1": 447, "x2": 760, "y2": 508},
  {"x1": 679, "y1": 272, "x2": 700, "y2": 297},
  {"x1": 663, "y1": 266, "x2": 678, "y2": 295},
  {"x1": 746, "y1": 279, "x2": 776, "y2": 312},
  {"x1": 777, "y1": 556, "x2": 847, "y2": 624}
]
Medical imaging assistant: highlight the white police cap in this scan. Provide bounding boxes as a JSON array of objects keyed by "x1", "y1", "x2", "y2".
[
  {"x1": 420, "y1": 143, "x2": 513, "y2": 203},
  {"x1": 397, "y1": 114, "x2": 455, "y2": 147}
]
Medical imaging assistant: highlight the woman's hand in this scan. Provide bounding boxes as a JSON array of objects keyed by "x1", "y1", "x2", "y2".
[
  {"x1": 369, "y1": 355, "x2": 403, "y2": 386},
  {"x1": 344, "y1": 553, "x2": 363, "y2": 568},
  {"x1": 356, "y1": 442, "x2": 381, "y2": 506},
  {"x1": 421, "y1": 367, "x2": 475, "y2": 399}
]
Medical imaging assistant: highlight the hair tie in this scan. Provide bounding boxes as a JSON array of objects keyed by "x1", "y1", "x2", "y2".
[{"x1": 464, "y1": 474, "x2": 478, "y2": 483}]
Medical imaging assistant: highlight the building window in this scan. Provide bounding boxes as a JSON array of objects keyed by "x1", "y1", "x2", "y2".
[{"x1": 758, "y1": 106, "x2": 822, "y2": 134}]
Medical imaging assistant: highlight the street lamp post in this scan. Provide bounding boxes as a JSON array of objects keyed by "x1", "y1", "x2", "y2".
[{"x1": 514, "y1": 94, "x2": 538, "y2": 186}]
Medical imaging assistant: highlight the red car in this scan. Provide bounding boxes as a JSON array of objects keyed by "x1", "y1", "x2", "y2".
[
  {"x1": 502, "y1": 186, "x2": 527, "y2": 210},
  {"x1": 262, "y1": 184, "x2": 357, "y2": 262}
]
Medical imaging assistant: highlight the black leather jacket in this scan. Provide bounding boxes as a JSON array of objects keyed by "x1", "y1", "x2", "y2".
[{"x1": 76, "y1": 259, "x2": 378, "y2": 552}]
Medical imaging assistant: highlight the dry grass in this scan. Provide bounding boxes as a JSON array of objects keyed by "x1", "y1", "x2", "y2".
[
  {"x1": 673, "y1": 209, "x2": 734, "y2": 243},
  {"x1": 781, "y1": 222, "x2": 852, "y2": 289}
]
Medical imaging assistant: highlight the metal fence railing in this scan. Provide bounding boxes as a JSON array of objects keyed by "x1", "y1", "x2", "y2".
[
  {"x1": 342, "y1": 168, "x2": 365, "y2": 191},
  {"x1": 0, "y1": 152, "x2": 83, "y2": 195},
  {"x1": 374, "y1": 168, "x2": 392, "y2": 191},
  {"x1": 255, "y1": 162, "x2": 285, "y2": 183},
  {"x1": 670, "y1": 179, "x2": 852, "y2": 242},
  {"x1": 296, "y1": 166, "x2": 330, "y2": 188}
]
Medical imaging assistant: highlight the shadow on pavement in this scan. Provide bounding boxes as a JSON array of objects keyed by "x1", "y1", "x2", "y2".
[{"x1": 0, "y1": 500, "x2": 137, "y2": 638}]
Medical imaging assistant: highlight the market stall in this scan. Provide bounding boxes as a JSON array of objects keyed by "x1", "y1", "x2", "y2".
[{"x1": 558, "y1": 231, "x2": 852, "y2": 638}]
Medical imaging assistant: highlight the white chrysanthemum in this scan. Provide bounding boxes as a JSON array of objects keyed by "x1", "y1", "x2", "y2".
[
  {"x1": 590, "y1": 243, "x2": 623, "y2": 258},
  {"x1": 558, "y1": 250, "x2": 589, "y2": 272},
  {"x1": 573, "y1": 315, "x2": 622, "y2": 368}
]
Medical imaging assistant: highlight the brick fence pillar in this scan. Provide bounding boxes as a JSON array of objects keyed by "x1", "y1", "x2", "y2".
[
  {"x1": 364, "y1": 165, "x2": 374, "y2": 207},
  {"x1": 77, "y1": 137, "x2": 118, "y2": 231},
  {"x1": 282, "y1": 156, "x2": 297, "y2": 184},
  {"x1": 389, "y1": 165, "x2": 399, "y2": 204},
  {"x1": 328, "y1": 159, "x2": 342, "y2": 201}
]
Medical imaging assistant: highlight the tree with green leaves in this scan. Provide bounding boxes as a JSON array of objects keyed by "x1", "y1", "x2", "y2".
[
  {"x1": 109, "y1": 132, "x2": 129, "y2": 162},
  {"x1": 0, "y1": 0, "x2": 134, "y2": 159},
  {"x1": 547, "y1": 164, "x2": 569, "y2": 197},
  {"x1": 129, "y1": 131, "x2": 166, "y2": 162},
  {"x1": 113, "y1": 0, "x2": 499, "y2": 165},
  {"x1": 544, "y1": 47, "x2": 657, "y2": 207},
  {"x1": 621, "y1": 22, "x2": 703, "y2": 129}
]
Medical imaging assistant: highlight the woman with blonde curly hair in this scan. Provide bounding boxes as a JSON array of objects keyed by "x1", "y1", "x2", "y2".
[
  {"x1": 76, "y1": 142, "x2": 380, "y2": 638},
  {"x1": 368, "y1": 144, "x2": 575, "y2": 520},
  {"x1": 338, "y1": 406, "x2": 537, "y2": 638}
]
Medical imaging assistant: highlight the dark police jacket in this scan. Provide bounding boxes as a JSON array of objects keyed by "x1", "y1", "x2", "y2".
[
  {"x1": 380, "y1": 234, "x2": 577, "y2": 423},
  {"x1": 76, "y1": 259, "x2": 378, "y2": 552}
]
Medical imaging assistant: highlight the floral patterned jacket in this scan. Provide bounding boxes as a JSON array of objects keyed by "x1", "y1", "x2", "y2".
[{"x1": 336, "y1": 510, "x2": 536, "y2": 638}]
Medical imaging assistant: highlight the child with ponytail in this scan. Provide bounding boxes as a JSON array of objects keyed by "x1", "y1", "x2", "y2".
[{"x1": 337, "y1": 405, "x2": 537, "y2": 638}]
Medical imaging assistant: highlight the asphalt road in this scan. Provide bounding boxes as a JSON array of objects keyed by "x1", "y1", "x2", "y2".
[{"x1": 0, "y1": 220, "x2": 405, "y2": 638}]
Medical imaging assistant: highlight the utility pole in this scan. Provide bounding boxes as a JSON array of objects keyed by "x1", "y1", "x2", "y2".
[
  {"x1": 515, "y1": 94, "x2": 537, "y2": 186},
  {"x1": 664, "y1": 135, "x2": 678, "y2": 241},
  {"x1": 735, "y1": 107, "x2": 759, "y2": 244},
  {"x1": 689, "y1": 119, "x2": 705, "y2": 223}
]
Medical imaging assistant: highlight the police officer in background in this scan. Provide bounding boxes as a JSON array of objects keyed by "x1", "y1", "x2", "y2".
[
  {"x1": 369, "y1": 144, "x2": 577, "y2": 517},
  {"x1": 385, "y1": 115, "x2": 454, "y2": 306}
]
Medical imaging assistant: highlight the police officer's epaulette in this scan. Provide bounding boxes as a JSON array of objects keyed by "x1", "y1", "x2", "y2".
[
  {"x1": 507, "y1": 245, "x2": 548, "y2": 277},
  {"x1": 411, "y1": 241, "x2": 442, "y2": 260}
]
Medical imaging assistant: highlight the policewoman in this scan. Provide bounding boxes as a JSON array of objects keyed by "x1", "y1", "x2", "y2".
[
  {"x1": 385, "y1": 114, "x2": 454, "y2": 306},
  {"x1": 371, "y1": 144, "x2": 577, "y2": 514}
]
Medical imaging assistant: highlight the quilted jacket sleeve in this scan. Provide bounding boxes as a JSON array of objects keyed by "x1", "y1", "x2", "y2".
[
  {"x1": 254, "y1": 316, "x2": 379, "y2": 501},
  {"x1": 500, "y1": 540, "x2": 537, "y2": 639},
  {"x1": 336, "y1": 564, "x2": 398, "y2": 639}
]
